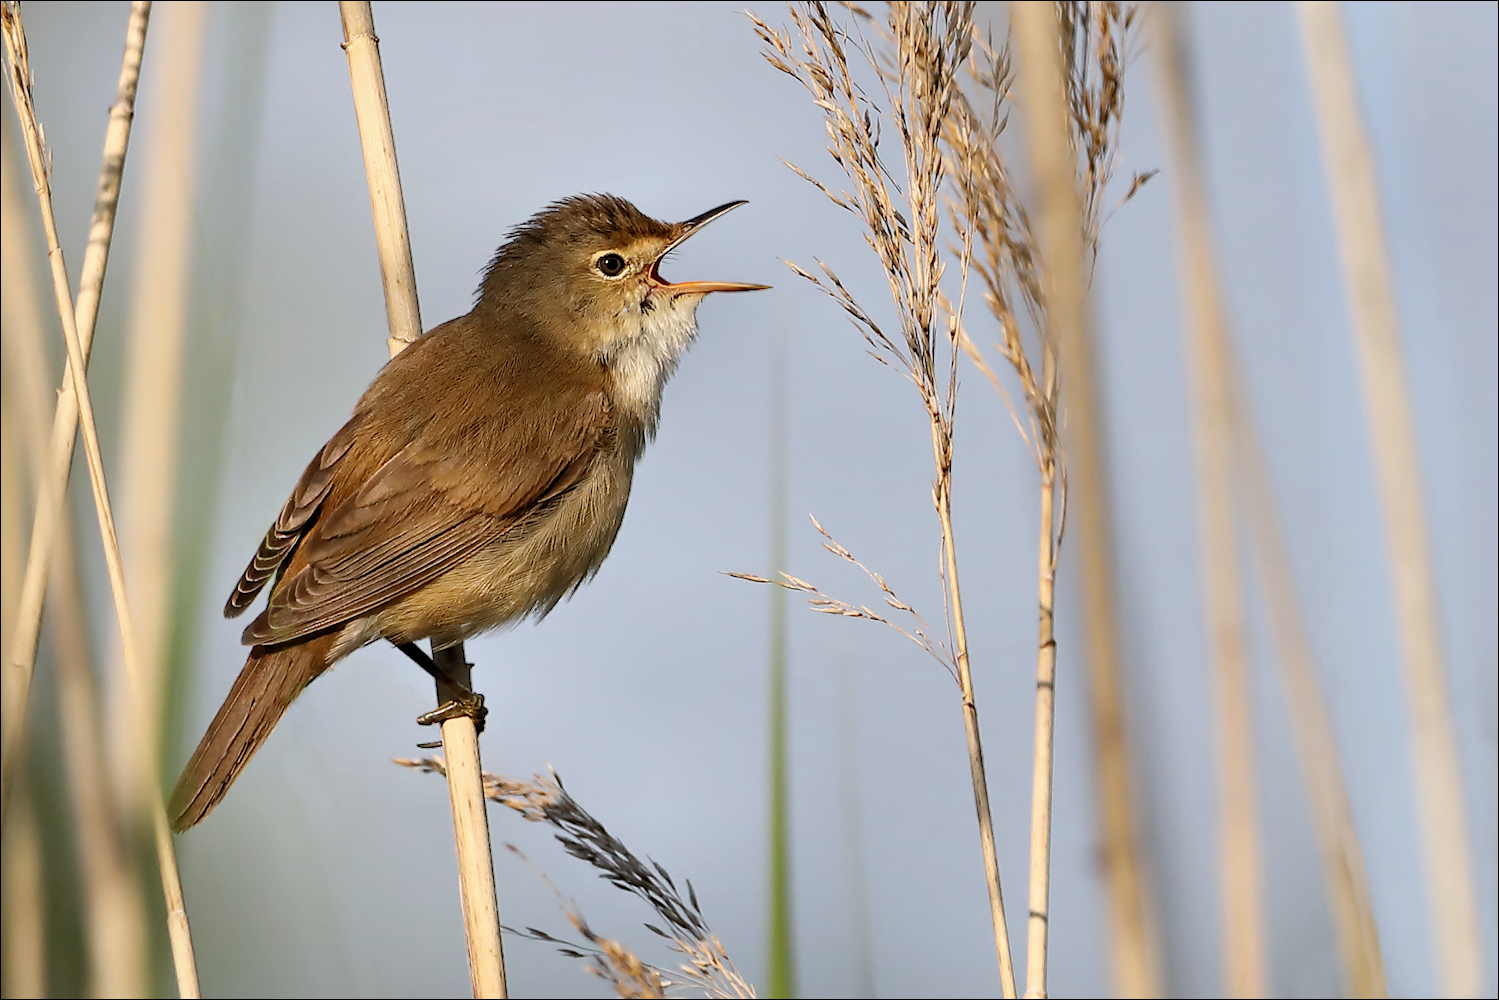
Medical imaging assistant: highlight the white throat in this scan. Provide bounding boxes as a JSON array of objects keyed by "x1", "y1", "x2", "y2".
[{"x1": 605, "y1": 294, "x2": 703, "y2": 432}]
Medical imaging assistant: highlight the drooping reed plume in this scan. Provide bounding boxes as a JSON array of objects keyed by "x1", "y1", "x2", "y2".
[{"x1": 398, "y1": 758, "x2": 754, "y2": 999}]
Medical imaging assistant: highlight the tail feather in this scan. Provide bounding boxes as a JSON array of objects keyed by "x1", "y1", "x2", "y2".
[{"x1": 171, "y1": 634, "x2": 336, "y2": 831}]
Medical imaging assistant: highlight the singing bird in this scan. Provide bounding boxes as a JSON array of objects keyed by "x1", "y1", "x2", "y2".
[{"x1": 171, "y1": 195, "x2": 766, "y2": 831}]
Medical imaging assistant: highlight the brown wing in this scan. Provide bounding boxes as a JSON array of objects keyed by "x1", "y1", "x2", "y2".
[
  {"x1": 224, "y1": 415, "x2": 363, "y2": 617},
  {"x1": 241, "y1": 389, "x2": 609, "y2": 647}
]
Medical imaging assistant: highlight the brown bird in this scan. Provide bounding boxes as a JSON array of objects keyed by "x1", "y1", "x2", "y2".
[{"x1": 171, "y1": 194, "x2": 766, "y2": 831}]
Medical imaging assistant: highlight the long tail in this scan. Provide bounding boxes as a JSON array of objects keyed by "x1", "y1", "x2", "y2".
[{"x1": 170, "y1": 633, "x2": 336, "y2": 831}]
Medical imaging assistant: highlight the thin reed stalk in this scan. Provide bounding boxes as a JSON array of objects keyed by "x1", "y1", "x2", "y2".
[
  {"x1": 0, "y1": 774, "x2": 45, "y2": 998},
  {"x1": 753, "y1": 5, "x2": 1017, "y2": 994},
  {"x1": 0, "y1": 3, "x2": 199, "y2": 995},
  {"x1": 0, "y1": 0, "x2": 150, "y2": 824},
  {"x1": 2, "y1": 306, "x2": 18, "y2": 711},
  {"x1": 116, "y1": 0, "x2": 208, "y2": 780},
  {"x1": 2, "y1": 308, "x2": 47, "y2": 1000},
  {"x1": 833, "y1": 658, "x2": 876, "y2": 999},
  {"x1": 765, "y1": 345, "x2": 795, "y2": 999},
  {"x1": 2, "y1": 112, "x2": 42, "y2": 740},
  {"x1": 949, "y1": 7, "x2": 1149, "y2": 994},
  {"x1": 339, "y1": 4, "x2": 506, "y2": 996},
  {"x1": 1235, "y1": 362, "x2": 1388, "y2": 997},
  {"x1": 1011, "y1": 3, "x2": 1158, "y2": 996},
  {"x1": 1, "y1": 6, "x2": 200, "y2": 996},
  {"x1": 161, "y1": 0, "x2": 274, "y2": 778},
  {"x1": 1149, "y1": 8, "x2": 1265, "y2": 995},
  {"x1": 1296, "y1": 4, "x2": 1481, "y2": 996},
  {"x1": 0, "y1": 126, "x2": 41, "y2": 1000},
  {"x1": 4, "y1": 121, "x2": 152, "y2": 997}
]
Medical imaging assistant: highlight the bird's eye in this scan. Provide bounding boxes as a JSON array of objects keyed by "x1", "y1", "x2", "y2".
[{"x1": 595, "y1": 253, "x2": 627, "y2": 277}]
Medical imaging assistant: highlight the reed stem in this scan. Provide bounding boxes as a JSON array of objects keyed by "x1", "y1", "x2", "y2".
[
  {"x1": 936, "y1": 466, "x2": 1018, "y2": 999},
  {"x1": 766, "y1": 345, "x2": 795, "y2": 999},
  {"x1": 1, "y1": 5, "x2": 200, "y2": 995},
  {"x1": 0, "y1": 774, "x2": 45, "y2": 998},
  {"x1": 1023, "y1": 459, "x2": 1059, "y2": 999},
  {"x1": 339, "y1": 4, "x2": 506, "y2": 995},
  {"x1": 1235, "y1": 362, "x2": 1388, "y2": 997},
  {"x1": 1297, "y1": 4, "x2": 1481, "y2": 996},
  {"x1": 4, "y1": 119, "x2": 152, "y2": 997},
  {"x1": 1150, "y1": 8, "x2": 1267, "y2": 996},
  {"x1": 0, "y1": 0, "x2": 150, "y2": 826},
  {"x1": 117, "y1": 0, "x2": 208, "y2": 778},
  {"x1": 1011, "y1": 3, "x2": 1159, "y2": 995}
]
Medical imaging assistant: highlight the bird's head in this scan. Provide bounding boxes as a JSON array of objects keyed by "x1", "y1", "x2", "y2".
[{"x1": 479, "y1": 194, "x2": 767, "y2": 420}]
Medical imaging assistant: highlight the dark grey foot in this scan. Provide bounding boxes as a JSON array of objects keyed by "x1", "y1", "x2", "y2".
[{"x1": 416, "y1": 691, "x2": 488, "y2": 734}]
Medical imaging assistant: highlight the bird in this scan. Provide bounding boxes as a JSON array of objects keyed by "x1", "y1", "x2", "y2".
[{"x1": 170, "y1": 194, "x2": 767, "y2": 831}]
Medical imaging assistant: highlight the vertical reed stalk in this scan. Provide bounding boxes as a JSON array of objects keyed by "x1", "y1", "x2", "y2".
[
  {"x1": 0, "y1": 122, "x2": 44, "y2": 1000},
  {"x1": 1, "y1": 6, "x2": 200, "y2": 996},
  {"x1": 0, "y1": 0, "x2": 149, "y2": 823},
  {"x1": 2, "y1": 283, "x2": 18, "y2": 719},
  {"x1": 766, "y1": 344, "x2": 795, "y2": 999},
  {"x1": 1149, "y1": 8, "x2": 1264, "y2": 995},
  {"x1": 1023, "y1": 447, "x2": 1059, "y2": 1000},
  {"x1": 937, "y1": 474, "x2": 1017, "y2": 999},
  {"x1": 1297, "y1": 5, "x2": 1481, "y2": 996},
  {"x1": 833, "y1": 658, "x2": 876, "y2": 999},
  {"x1": 1011, "y1": 3, "x2": 1159, "y2": 995},
  {"x1": 4, "y1": 121, "x2": 152, "y2": 997},
  {"x1": 1235, "y1": 362, "x2": 1388, "y2": 997},
  {"x1": 0, "y1": 775, "x2": 46, "y2": 998},
  {"x1": 339, "y1": 4, "x2": 506, "y2": 996},
  {"x1": 2, "y1": 113, "x2": 39, "y2": 758},
  {"x1": 162, "y1": 0, "x2": 274, "y2": 778},
  {"x1": 1, "y1": 298, "x2": 46, "y2": 1000},
  {"x1": 116, "y1": 0, "x2": 208, "y2": 779}
]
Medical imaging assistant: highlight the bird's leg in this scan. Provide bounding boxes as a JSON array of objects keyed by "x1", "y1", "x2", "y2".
[{"x1": 393, "y1": 641, "x2": 487, "y2": 735}]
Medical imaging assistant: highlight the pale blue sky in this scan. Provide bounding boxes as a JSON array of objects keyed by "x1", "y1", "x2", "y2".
[{"x1": 13, "y1": 2, "x2": 1496, "y2": 997}]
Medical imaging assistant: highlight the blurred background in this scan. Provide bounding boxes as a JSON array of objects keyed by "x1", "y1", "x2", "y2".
[{"x1": 1, "y1": 2, "x2": 1493, "y2": 997}]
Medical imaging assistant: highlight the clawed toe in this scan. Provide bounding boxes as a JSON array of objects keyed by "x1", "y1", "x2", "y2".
[{"x1": 416, "y1": 691, "x2": 488, "y2": 734}]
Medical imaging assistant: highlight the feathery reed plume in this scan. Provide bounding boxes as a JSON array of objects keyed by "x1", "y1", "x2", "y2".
[
  {"x1": 1149, "y1": 7, "x2": 1265, "y2": 995},
  {"x1": 397, "y1": 757, "x2": 756, "y2": 999},
  {"x1": 0, "y1": 0, "x2": 149, "y2": 825},
  {"x1": 750, "y1": 4, "x2": 1020, "y2": 992},
  {"x1": 1011, "y1": 3, "x2": 1158, "y2": 996},
  {"x1": 0, "y1": 4, "x2": 201, "y2": 995},
  {"x1": 116, "y1": 0, "x2": 208, "y2": 782},
  {"x1": 946, "y1": 5, "x2": 1149, "y2": 994},
  {"x1": 3, "y1": 120, "x2": 152, "y2": 997},
  {"x1": 338, "y1": 4, "x2": 506, "y2": 996},
  {"x1": 516, "y1": 890, "x2": 668, "y2": 1000},
  {"x1": 1297, "y1": 4, "x2": 1481, "y2": 996}
]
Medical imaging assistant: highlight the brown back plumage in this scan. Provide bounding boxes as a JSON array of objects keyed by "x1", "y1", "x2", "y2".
[{"x1": 172, "y1": 313, "x2": 614, "y2": 830}]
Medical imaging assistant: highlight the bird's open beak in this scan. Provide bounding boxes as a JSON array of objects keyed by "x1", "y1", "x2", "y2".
[{"x1": 650, "y1": 200, "x2": 771, "y2": 294}]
